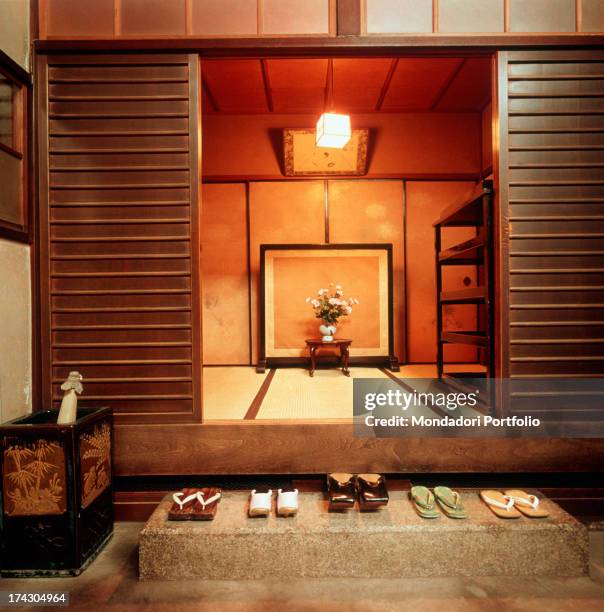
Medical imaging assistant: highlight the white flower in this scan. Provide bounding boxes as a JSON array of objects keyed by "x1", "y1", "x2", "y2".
[
  {"x1": 318, "y1": 288, "x2": 327, "y2": 296},
  {"x1": 305, "y1": 296, "x2": 311, "y2": 303},
  {"x1": 336, "y1": 289, "x2": 343, "y2": 296},
  {"x1": 345, "y1": 306, "x2": 352, "y2": 314},
  {"x1": 328, "y1": 297, "x2": 339, "y2": 305},
  {"x1": 336, "y1": 285, "x2": 342, "y2": 290},
  {"x1": 311, "y1": 299, "x2": 320, "y2": 307},
  {"x1": 354, "y1": 298, "x2": 359, "y2": 304}
]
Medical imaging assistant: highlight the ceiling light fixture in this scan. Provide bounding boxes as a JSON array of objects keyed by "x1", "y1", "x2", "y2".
[{"x1": 316, "y1": 60, "x2": 351, "y2": 149}]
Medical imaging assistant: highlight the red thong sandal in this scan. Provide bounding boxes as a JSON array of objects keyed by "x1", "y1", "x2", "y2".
[
  {"x1": 168, "y1": 488, "x2": 200, "y2": 521},
  {"x1": 193, "y1": 488, "x2": 222, "y2": 521}
]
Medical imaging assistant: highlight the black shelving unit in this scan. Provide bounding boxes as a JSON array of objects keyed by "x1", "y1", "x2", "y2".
[{"x1": 434, "y1": 180, "x2": 494, "y2": 406}]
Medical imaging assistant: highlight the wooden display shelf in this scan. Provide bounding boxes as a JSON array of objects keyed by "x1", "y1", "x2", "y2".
[
  {"x1": 439, "y1": 287, "x2": 487, "y2": 303},
  {"x1": 441, "y1": 331, "x2": 488, "y2": 347},
  {"x1": 438, "y1": 234, "x2": 485, "y2": 265},
  {"x1": 435, "y1": 180, "x2": 495, "y2": 411},
  {"x1": 433, "y1": 183, "x2": 489, "y2": 227}
]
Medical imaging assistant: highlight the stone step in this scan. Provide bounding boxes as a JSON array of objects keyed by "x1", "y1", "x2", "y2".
[{"x1": 139, "y1": 490, "x2": 588, "y2": 580}]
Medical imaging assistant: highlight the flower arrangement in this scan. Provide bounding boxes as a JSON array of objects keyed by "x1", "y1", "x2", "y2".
[{"x1": 305, "y1": 284, "x2": 359, "y2": 325}]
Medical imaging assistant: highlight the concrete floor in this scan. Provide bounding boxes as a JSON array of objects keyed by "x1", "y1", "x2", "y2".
[{"x1": 3, "y1": 523, "x2": 604, "y2": 611}]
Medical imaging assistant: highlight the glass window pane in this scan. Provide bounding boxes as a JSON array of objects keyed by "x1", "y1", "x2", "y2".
[
  {"x1": 0, "y1": 150, "x2": 24, "y2": 226},
  {"x1": 0, "y1": 75, "x2": 16, "y2": 152}
]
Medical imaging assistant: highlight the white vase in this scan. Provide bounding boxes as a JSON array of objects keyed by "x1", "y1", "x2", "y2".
[{"x1": 319, "y1": 323, "x2": 337, "y2": 342}]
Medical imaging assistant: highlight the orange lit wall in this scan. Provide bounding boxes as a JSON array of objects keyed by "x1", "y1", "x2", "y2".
[
  {"x1": 201, "y1": 183, "x2": 249, "y2": 364},
  {"x1": 202, "y1": 113, "x2": 481, "y2": 179},
  {"x1": 328, "y1": 180, "x2": 405, "y2": 358},
  {"x1": 406, "y1": 182, "x2": 477, "y2": 363},
  {"x1": 482, "y1": 102, "x2": 494, "y2": 174},
  {"x1": 201, "y1": 111, "x2": 486, "y2": 365},
  {"x1": 249, "y1": 181, "x2": 326, "y2": 361}
]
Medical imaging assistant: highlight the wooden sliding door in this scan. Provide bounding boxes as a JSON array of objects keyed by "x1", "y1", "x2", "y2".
[
  {"x1": 497, "y1": 50, "x2": 604, "y2": 418},
  {"x1": 37, "y1": 54, "x2": 202, "y2": 424}
]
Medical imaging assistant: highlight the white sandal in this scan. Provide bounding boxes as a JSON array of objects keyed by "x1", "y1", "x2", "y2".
[
  {"x1": 504, "y1": 489, "x2": 549, "y2": 518},
  {"x1": 249, "y1": 489, "x2": 272, "y2": 517},
  {"x1": 480, "y1": 490, "x2": 521, "y2": 519},
  {"x1": 277, "y1": 489, "x2": 299, "y2": 517}
]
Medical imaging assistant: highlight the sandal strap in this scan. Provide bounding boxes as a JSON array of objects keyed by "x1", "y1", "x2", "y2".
[
  {"x1": 439, "y1": 490, "x2": 462, "y2": 510},
  {"x1": 277, "y1": 489, "x2": 299, "y2": 508},
  {"x1": 250, "y1": 489, "x2": 272, "y2": 511},
  {"x1": 482, "y1": 493, "x2": 514, "y2": 511},
  {"x1": 197, "y1": 491, "x2": 221, "y2": 509},
  {"x1": 414, "y1": 490, "x2": 435, "y2": 510},
  {"x1": 510, "y1": 494, "x2": 539, "y2": 509},
  {"x1": 172, "y1": 491, "x2": 198, "y2": 510}
]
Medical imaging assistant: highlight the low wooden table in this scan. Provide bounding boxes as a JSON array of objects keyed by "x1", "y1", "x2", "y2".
[{"x1": 305, "y1": 339, "x2": 352, "y2": 377}]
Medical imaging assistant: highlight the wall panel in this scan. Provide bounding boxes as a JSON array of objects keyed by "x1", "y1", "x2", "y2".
[
  {"x1": 38, "y1": 54, "x2": 201, "y2": 424},
  {"x1": 482, "y1": 101, "x2": 493, "y2": 173},
  {"x1": 191, "y1": 0, "x2": 258, "y2": 36},
  {"x1": 261, "y1": 0, "x2": 332, "y2": 35},
  {"x1": 249, "y1": 181, "x2": 325, "y2": 362},
  {"x1": 406, "y1": 181, "x2": 477, "y2": 363},
  {"x1": 366, "y1": 0, "x2": 433, "y2": 34},
  {"x1": 202, "y1": 113, "x2": 482, "y2": 179},
  {"x1": 439, "y1": 0, "x2": 504, "y2": 33},
  {"x1": 328, "y1": 180, "x2": 405, "y2": 360},
  {"x1": 509, "y1": 0, "x2": 575, "y2": 33},
  {"x1": 120, "y1": 0, "x2": 187, "y2": 36},
  {"x1": 582, "y1": 0, "x2": 604, "y2": 32},
  {"x1": 201, "y1": 183, "x2": 249, "y2": 364},
  {"x1": 37, "y1": 0, "x2": 604, "y2": 38},
  {"x1": 45, "y1": 0, "x2": 115, "y2": 37}
]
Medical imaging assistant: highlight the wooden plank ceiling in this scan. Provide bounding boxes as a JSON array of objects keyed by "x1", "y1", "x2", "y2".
[{"x1": 201, "y1": 57, "x2": 491, "y2": 114}]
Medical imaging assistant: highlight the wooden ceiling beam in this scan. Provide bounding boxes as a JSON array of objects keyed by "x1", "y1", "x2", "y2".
[
  {"x1": 375, "y1": 58, "x2": 398, "y2": 112},
  {"x1": 260, "y1": 59, "x2": 274, "y2": 113},
  {"x1": 201, "y1": 75, "x2": 219, "y2": 113},
  {"x1": 324, "y1": 58, "x2": 333, "y2": 110},
  {"x1": 429, "y1": 57, "x2": 466, "y2": 111}
]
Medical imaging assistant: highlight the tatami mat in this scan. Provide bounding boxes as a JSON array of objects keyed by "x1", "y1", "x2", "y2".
[
  {"x1": 202, "y1": 364, "x2": 484, "y2": 421},
  {"x1": 203, "y1": 366, "x2": 268, "y2": 420},
  {"x1": 390, "y1": 363, "x2": 486, "y2": 419},
  {"x1": 255, "y1": 367, "x2": 389, "y2": 420}
]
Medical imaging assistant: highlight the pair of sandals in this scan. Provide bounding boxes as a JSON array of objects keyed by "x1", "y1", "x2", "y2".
[
  {"x1": 410, "y1": 485, "x2": 468, "y2": 519},
  {"x1": 168, "y1": 487, "x2": 222, "y2": 521},
  {"x1": 249, "y1": 488, "x2": 299, "y2": 518},
  {"x1": 327, "y1": 472, "x2": 389, "y2": 511},
  {"x1": 480, "y1": 489, "x2": 549, "y2": 519}
]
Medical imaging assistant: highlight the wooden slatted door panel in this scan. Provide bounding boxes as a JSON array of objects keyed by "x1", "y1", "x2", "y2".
[
  {"x1": 38, "y1": 54, "x2": 201, "y2": 424},
  {"x1": 498, "y1": 50, "x2": 604, "y2": 419}
]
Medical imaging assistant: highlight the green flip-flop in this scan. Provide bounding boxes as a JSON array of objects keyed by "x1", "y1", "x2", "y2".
[
  {"x1": 410, "y1": 485, "x2": 440, "y2": 519},
  {"x1": 434, "y1": 486, "x2": 468, "y2": 519}
]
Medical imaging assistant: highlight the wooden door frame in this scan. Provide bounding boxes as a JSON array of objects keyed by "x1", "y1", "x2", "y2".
[{"x1": 31, "y1": 41, "x2": 604, "y2": 475}]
